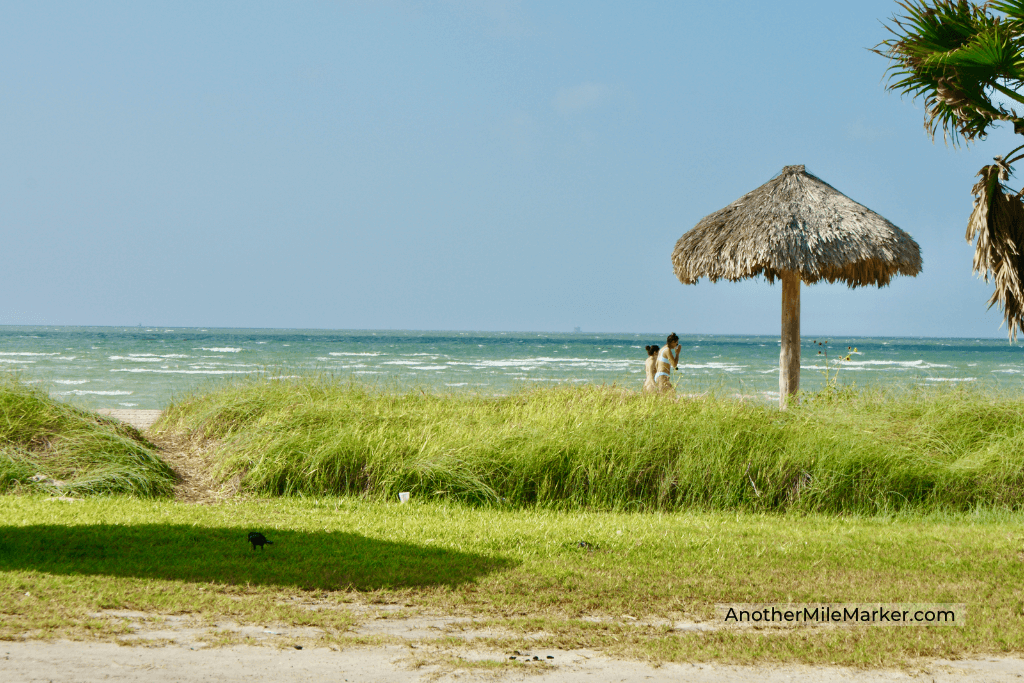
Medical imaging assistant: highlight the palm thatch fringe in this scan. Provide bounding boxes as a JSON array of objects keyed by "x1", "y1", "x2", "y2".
[
  {"x1": 672, "y1": 165, "x2": 922, "y2": 288},
  {"x1": 967, "y1": 159, "x2": 1024, "y2": 341}
]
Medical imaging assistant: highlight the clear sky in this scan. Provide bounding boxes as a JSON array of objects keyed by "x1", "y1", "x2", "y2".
[{"x1": 2, "y1": 1, "x2": 1020, "y2": 337}]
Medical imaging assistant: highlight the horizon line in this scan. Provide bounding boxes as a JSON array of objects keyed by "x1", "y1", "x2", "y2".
[{"x1": 0, "y1": 323, "x2": 1016, "y2": 342}]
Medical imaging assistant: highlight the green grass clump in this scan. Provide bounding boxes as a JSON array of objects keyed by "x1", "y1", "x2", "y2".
[
  {"x1": 0, "y1": 376, "x2": 174, "y2": 497},
  {"x1": 158, "y1": 378, "x2": 1024, "y2": 513}
]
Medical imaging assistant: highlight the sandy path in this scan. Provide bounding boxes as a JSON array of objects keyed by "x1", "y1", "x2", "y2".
[
  {"x1": 94, "y1": 409, "x2": 233, "y2": 502},
  {"x1": 1, "y1": 641, "x2": 1022, "y2": 682},
  {"x1": 97, "y1": 409, "x2": 164, "y2": 431}
]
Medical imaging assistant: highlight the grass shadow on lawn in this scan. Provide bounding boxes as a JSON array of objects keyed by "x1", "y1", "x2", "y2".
[{"x1": 0, "y1": 524, "x2": 514, "y2": 590}]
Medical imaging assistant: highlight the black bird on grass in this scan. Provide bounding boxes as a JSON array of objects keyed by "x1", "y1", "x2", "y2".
[{"x1": 248, "y1": 532, "x2": 273, "y2": 551}]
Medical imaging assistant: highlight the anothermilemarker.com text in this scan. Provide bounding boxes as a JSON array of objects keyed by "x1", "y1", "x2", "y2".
[{"x1": 715, "y1": 604, "x2": 965, "y2": 626}]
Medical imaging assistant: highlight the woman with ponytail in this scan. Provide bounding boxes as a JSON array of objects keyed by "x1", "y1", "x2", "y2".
[{"x1": 643, "y1": 344, "x2": 660, "y2": 393}]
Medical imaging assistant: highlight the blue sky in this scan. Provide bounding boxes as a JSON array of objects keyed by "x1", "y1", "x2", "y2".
[{"x1": 1, "y1": 1, "x2": 1020, "y2": 337}]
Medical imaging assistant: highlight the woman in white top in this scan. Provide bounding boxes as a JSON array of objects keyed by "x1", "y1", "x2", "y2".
[
  {"x1": 655, "y1": 333, "x2": 680, "y2": 393},
  {"x1": 643, "y1": 345, "x2": 660, "y2": 393}
]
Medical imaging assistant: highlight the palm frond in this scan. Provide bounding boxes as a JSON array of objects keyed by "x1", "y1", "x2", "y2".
[
  {"x1": 991, "y1": 0, "x2": 1024, "y2": 24},
  {"x1": 929, "y1": 20, "x2": 1017, "y2": 73},
  {"x1": 967, "y1": 159, "x2": 1024, "y2": 339},
  {"x1": 874, "y1": 0, "x2": 1024, "y2": 145}
]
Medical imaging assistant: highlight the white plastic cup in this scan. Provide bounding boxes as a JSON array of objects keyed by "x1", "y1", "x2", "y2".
[{"x1": 399, "y1": 491, "x2": 410, "y2": 504}]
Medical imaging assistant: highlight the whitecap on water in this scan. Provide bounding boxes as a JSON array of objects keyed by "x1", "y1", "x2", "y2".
[
  {"x1": 56, "y1": 390, "x2": 133, "y2": 396},
  {"x1": 446, "y1": 357, "x2": 641, "y2": 369},
  {"x1": 110, "y1": 368, "x2": 251, "y2": 375},
  {"x1": 678, "y1": 362, "x2": 748, "y2": 371},
  {"x1": 0, "y1": 352, "x2": 59, "y2": 356},
  {"x1": 845, "y1": 359, "x2": 951, "y2": 368}
]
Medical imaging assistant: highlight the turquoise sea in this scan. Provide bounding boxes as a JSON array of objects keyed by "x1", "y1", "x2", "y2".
[{"x1": 1, "y1": 326, "x2": 1022, "y2": 409}]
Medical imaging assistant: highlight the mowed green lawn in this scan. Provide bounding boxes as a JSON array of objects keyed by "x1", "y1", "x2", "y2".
[{"x1": 0, "y1": 495, "x2": 1021, "y2": 666}]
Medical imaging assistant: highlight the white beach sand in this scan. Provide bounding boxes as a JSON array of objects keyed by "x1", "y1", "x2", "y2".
[
  {"x1": 97, "y1": 408, "x2": 163, "y2": 430},
  {"x1": 2, "y1": 640, "x2": 1023, "y2": 683}
]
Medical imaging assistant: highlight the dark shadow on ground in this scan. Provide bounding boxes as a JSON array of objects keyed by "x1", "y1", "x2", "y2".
[{"x1": 0, "y1": 525, "x2": 514, "y2": 590}]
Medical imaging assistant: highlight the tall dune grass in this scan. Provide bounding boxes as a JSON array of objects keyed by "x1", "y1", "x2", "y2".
[
  {"x1": 158, "y1": 377, "x2": 1024, "y2": 512},
  {"x1": 0, "y1": 376, "x2": 174, "y2": 497}
]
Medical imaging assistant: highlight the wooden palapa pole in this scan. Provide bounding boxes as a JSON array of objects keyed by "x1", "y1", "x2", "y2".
[{"x1": 779, "y1": 271, "x2": 800, "y2": 409}]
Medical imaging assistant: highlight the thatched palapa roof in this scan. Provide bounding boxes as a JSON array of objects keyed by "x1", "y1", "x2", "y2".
[{"x1": 671, "y1": 165, "x2": 922, "y2": 287}]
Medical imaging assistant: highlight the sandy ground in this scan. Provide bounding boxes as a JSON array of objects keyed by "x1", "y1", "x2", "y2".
[
  {"x1": 97, "y1": 409, "x2": 164, "y2": 430},
  {"x1": 50, "y1": 409, "x2": 1021, "y2": 681},
  {"x1": 2, "y1": 640, "x2": 1023, "y2": 682}
]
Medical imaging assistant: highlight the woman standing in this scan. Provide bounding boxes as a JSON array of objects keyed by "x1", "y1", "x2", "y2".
[
  {"x1": 655, "y1": 333, "x2": 680, "y2": 393},
  {"x1": 643, "y1": 344, "x2": 660, "y2": 393}
]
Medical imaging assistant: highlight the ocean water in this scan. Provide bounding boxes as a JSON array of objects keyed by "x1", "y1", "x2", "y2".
[{"x1": 1, "y1": 326, "x2": 1022, "y2": 409}]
